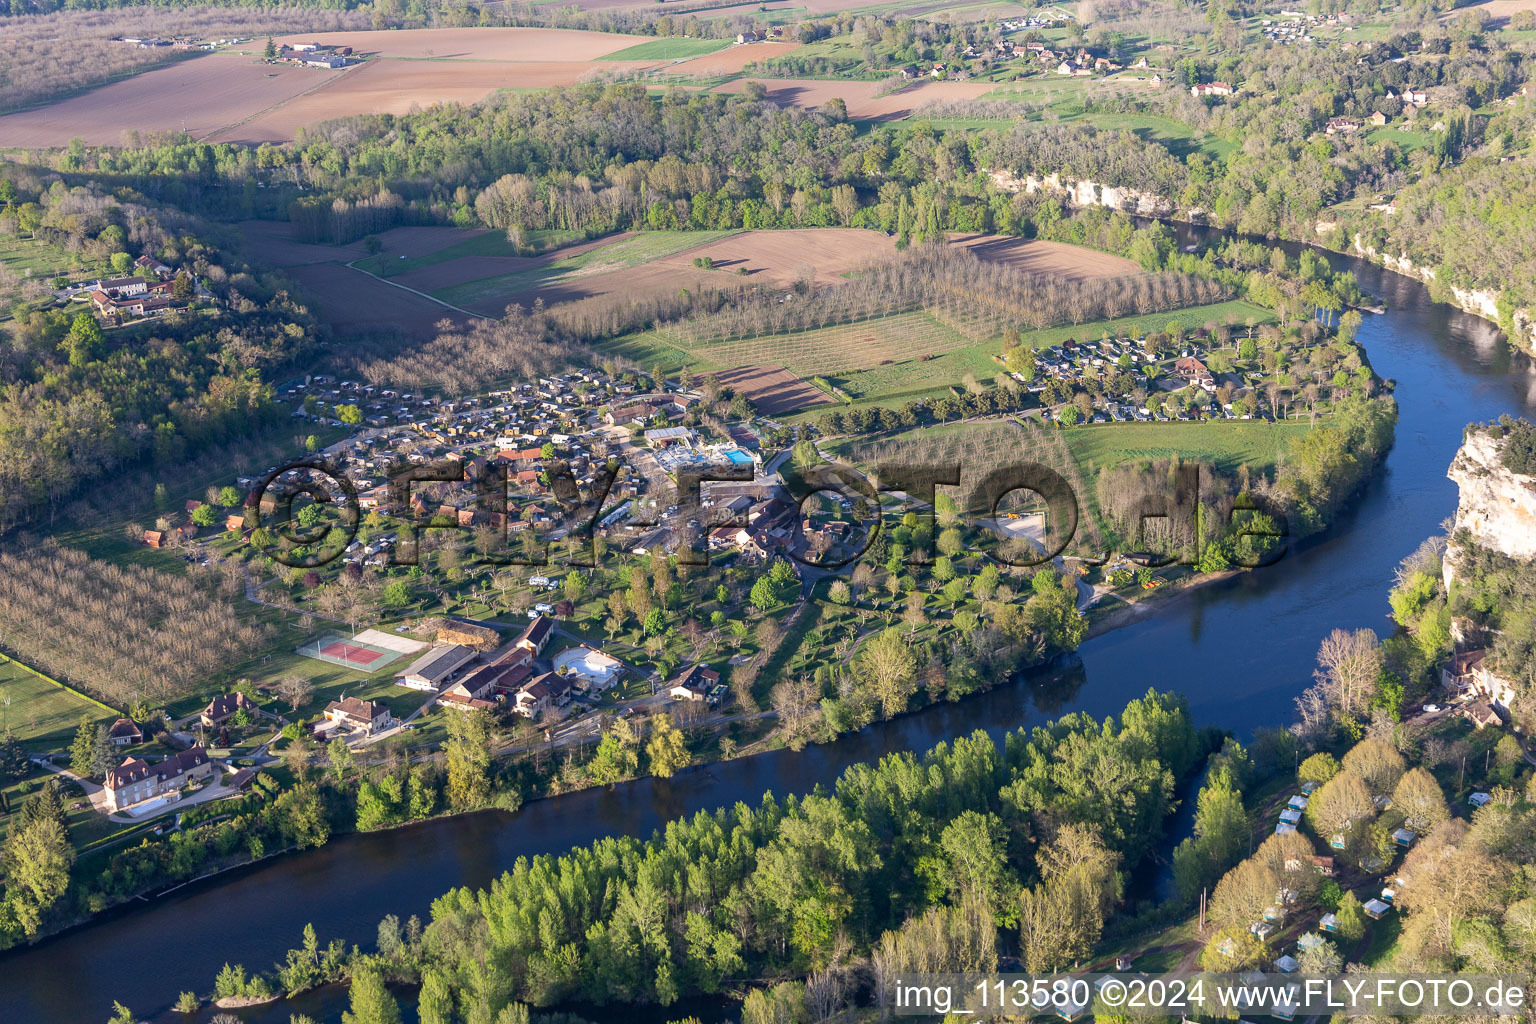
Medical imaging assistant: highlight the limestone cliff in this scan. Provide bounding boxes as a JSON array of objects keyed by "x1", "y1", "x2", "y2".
[
  {"x1": 1349, "y1": 234, "x2": 1535, "y2": 354},
  {"x1": 1445, "y1": 430, "x2": 1536, "y2": 585},
  {"x1": 986, "y1": 169, "x2": 1178, "y2": 218}
]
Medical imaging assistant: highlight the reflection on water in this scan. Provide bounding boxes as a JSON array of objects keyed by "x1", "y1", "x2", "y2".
[{"x1": 2, "y1": 246, "x2": 1535, "y2": 1024}]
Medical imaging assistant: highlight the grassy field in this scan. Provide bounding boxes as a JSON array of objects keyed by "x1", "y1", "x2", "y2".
[
  {"x1": 1064, "y1": 419, "x2": 1312, "y2": 475},
  {"x1": 0, "y1": 656, "x2": 117, "y2": 752},
  {"x1": 602, "y1": 300, "x2": 1275, "y2": 422},
  {"x1": 1078, "y1": 111, "x2": 1235, "y2": 160},
  {"x1": 1365, "y1": 126, "x2": 1432, "y2": 153},
  {"x1": 604, "y1": 38, "x2": 732, "y2": 60},
  {"x1": 0, "y1": 234, "x2": 105, "y2": 281},
  {"x1": 1017, "y1": 300, "x2": 1275, "y2": 351},
  {"x1": 430, "y1": 229, "x2": 737, "y2": 309},
  {"x1": 0, "y1": 235, "x2": 108, "y2": 323},
  {"x1": 354, "y1": 228, "x2": 582, "y2": 279},
  {"x1": 956, "y1": 82, "x2": 1232, "y2": 160}
]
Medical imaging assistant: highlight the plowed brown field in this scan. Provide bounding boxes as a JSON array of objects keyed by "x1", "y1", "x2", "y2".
[
  {"x1": 948, "y1": 233, "x2": 1141, "y2": 279},
  {"x1": 210, "y1": 58, "x2": 662, "y2": 142},
  {"x1": 712, "y1": 77, "x2": 994, "y2": 119},
  {"x1": 270, "y1": 27, "x2": 645, "y2": 60},
  {"x1": 0, "y1": 55, "x2": 327, "y2": 147},
  {"x1": 287, "y1": 263, "x2": 468, "y2": 336}
]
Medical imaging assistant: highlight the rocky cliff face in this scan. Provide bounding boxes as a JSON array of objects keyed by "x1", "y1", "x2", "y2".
[
  {"x1": 1445, "y1": 430, "x2": 1536, "y2": 585},
  {"x1": 987, "y1": 169, "x2": 1177, "y2": 217},
  {"x1": 1349, "y1": 234, "x2": 1535, "y2": 354}
]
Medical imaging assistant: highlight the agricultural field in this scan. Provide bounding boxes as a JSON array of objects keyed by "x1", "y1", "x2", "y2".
[
  {"x1": 0, "y1": 54, "x2": 329, "y2": 148},
  {"x1": 1012, "y1": 299, "x2": 1276, "y2": 351},
  {"x1": 352, "y1": 229, "x2": 586, "y2": 279},
  {"x1": 713, "y1": 76, "x2": 996, "y2": 118},
  {"x1": 588, "y1": 232, "x2": 1213, "y2": 418},
  {"x1": 419, "y1": 228, "x2": 1123, "y2": 320},
  {"x1": 1, "y1": 27, "x2": 689, "y2": 149},
  {"x1": 427, "y1": 230, "x2": 741, "y2": 313},
  {"x1": 263, "y1": 27, "x2": 657, "y2": 61},
  {"x1": 287, "y1": 262, "x2": 474, "y2": 336},
  {"x1": 603, "y1": 38, "x2": 733, "y2": 60},
  {"x1": 211, "y1": 58, "x2": 666, "y2": 144},
  {"x1": 947, "y1": 233, "x2": 1140, "y2": 278},
  {"x1": 665, "y1": 41, "x2": 804, "y2": 77},
  {"x1": 237, "y1": 221, "x2": 478, "y2": 269},
  {"x1": 665, "y1": 310, "x2": 972, "y2": 379},
  {"x1": 712, "y1": 365, "x2": 834, "y2": 415},
  {"x1": 0, "y1": 656, "x2": 115, "y2": 752}
]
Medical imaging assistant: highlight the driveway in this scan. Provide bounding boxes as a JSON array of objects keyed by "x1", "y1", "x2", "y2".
[{"x1": 40, "y1": 760, "x2": 243, "y2": 824}]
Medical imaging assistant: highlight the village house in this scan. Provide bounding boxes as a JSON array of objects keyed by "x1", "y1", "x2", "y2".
[
  {"x1": 437, "y1": 660, "x2": 528, "y2": 710},
  {"x1": 1191, "y1": 81, "x2": 1233, "y2": 98},
  {"x1": 107, "y1": 718, "x2": 143, "y2": 747},
  {"x1": 1173, "y1": 356, "x2": 1217, "y2": 391},
  {"x1": 200, "y1": 691, "x2": 258, "y2": 728},
  {"x1": 667, "y1": 663, "x2": 722, "y2": 703},
  {"x1": 1442, "y1": 646, "x2": 1517, "y2": 712},
  {"x1": 322, "y1": 696, "x2": 395, "y2": 736},
  {"x1": 1325, "y1": 116, "x2": 1361, "y2": 135},
  {"x1": 1462, "y1": 701, "x2": 1502, "y2": 730},
  {"x1": 102, "y1": 746, "x2": 212, "y2": 811},
  {"x1": 515, "y1": 615, "x2": 554, "y2": 656},
  {"x1": 513, "y1": 671, "x2": 573, "y2": 718}
]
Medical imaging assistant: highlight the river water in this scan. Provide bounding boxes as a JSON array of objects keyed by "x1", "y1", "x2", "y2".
[{"x1": 2, "y1": 250, "x2": 1533, "y2": 1024}]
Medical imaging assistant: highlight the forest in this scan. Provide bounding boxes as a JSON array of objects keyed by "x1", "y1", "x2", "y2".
[
  {"x1": 194, "y1": 691, "x2": 1200, "y2": 1017},
  {"x1": 0, "y1": 169, "x2": 320, "y2": 530}
]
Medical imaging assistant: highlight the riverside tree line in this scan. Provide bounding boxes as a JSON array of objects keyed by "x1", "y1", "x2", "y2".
[{"x1": 173, "y1": 691, "x2": 1201, "y2": 1022}]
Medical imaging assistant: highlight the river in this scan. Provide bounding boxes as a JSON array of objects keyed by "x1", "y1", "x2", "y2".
[{"x1": 2, "y1": 248, "x2": 1533, "y2": 1024}]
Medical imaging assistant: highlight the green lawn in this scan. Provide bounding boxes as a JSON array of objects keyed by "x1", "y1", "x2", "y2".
[
  {"x1": 0, "y1": 233, "x2": 106, "y2": 282},
  {"x1": 0, "y1": 656, "x2": 117, "y2": 752},
  {"x1": 1365, "y1": 126, "x2": 1431, "y2": 153},
  {"x1": 1064, "y1": 419, "x2": 1313, "y2": 475},
  {"x1": 603, "y1": 38, "x2": 732, "y2": 60}
]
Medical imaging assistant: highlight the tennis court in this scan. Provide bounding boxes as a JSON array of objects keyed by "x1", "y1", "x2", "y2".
[{"x1": 296, "y1": 634, "x2": 404, "y2": 672}]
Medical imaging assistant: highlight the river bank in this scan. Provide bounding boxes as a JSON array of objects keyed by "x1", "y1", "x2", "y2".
[{"x1": 1, "y1": 233, "x2": 1532, "y2": 1024}]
